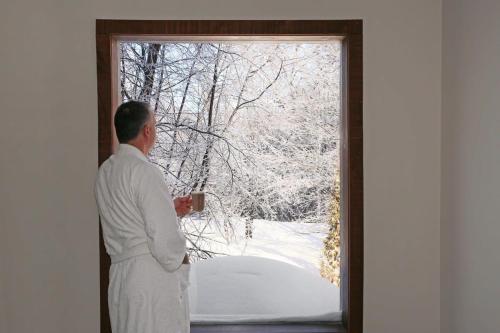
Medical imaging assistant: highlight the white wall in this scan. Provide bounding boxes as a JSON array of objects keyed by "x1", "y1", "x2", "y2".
[
  {"x1": 441, "y1": 1, "x2": 500, "y2": 332},
  {"x1": 0, "y1": 1, "x2": 442, "y2": 332}
]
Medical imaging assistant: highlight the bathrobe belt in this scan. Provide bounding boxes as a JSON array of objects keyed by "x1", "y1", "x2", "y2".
[{"x1": 110, "y1": 242, "x2": 151, "y2": 264}]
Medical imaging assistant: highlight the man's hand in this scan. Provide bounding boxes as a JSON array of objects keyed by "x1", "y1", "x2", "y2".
[{"x1": 174, "y1": 195, "x2": 192, "y2": 217}]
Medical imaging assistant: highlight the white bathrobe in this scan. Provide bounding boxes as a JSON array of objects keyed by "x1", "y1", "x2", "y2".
[{"x1": 95, "y1": 143, "x2": 190, "y2": 333}]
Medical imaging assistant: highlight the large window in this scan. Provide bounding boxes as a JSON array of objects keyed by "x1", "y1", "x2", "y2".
[{"x1": 97, "y1": 20, "x2": 363, "y2": 333}]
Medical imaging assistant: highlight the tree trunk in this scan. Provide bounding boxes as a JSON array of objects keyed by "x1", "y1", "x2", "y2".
[
  {"x1": 139, "y1": 43, "x2": 161, "y2": 103},
  {"x1": 193, "y1": 47, "x2": 221, "y2": 191}
]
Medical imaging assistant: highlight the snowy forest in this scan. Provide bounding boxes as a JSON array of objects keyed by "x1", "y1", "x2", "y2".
[{"x1": 119, "y1": 41, "x2": 342, "y2": 285}]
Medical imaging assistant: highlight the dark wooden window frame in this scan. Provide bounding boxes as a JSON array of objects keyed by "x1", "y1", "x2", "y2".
[{"x1": 96, "y1": 20, "x2": 363, "y2": 333}]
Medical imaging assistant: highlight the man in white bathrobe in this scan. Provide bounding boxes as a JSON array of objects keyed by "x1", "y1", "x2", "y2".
[{"x1": 95, "y1": 101, "x2": 192, "y2": 333}]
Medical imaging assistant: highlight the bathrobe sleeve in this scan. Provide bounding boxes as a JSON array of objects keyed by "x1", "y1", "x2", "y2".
[{"x1": 136, "y1": 164, "x2": 187, "y2": 272}]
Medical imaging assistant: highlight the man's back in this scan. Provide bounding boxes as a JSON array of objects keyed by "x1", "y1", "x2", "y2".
[
  {"x1": 95, "y1": 144, "x2": 154, "y2": 257},
  {"x1": 95, "y1": 143, "x2": 190, "y2": 333}
]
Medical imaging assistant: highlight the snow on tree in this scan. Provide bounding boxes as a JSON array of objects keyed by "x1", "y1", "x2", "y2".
[{"x1": 119, "y1": 41, "x2": 342, "y2": 277}]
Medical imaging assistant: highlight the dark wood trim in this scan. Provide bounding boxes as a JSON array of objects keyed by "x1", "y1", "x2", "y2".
[
  {"x1": 339, "y1": 28, "x2": 363, "y2": 333},
  {"x1": 96, "y1": 20, "x2": 363, "y2": 333},
  {"x1": 95, "y1": 29, "x2": 113, "y2": 333},
  {"x1": 96, "y1": 20, "x2": 361, "y2": 36},
  {"x1": 191, "y1": 323, "x2": 346, "y2": 333}
]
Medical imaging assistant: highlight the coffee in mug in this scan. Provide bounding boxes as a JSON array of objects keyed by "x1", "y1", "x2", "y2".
[{"x1": 191, "y1": 191, "x2": 205, "y2": 212}]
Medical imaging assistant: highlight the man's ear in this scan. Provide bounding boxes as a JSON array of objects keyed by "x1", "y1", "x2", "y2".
[{"x1": 143, "y1": 124, "x2": 151, "y2": 137}]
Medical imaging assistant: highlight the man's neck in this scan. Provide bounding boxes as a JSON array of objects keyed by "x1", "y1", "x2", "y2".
[{"x1": 126, "y1": 141, "x2": 148, "y2": 156}]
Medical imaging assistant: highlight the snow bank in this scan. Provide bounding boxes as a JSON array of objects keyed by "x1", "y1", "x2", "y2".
[
  {"x1": 188, "y1": 256, "x2": 341, "y2": 323},
  {"x1": 184, "y1": 219, "x2": 329, "y2": 277}
]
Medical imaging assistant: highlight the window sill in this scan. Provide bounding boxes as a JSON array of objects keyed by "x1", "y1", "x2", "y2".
[{"x1": 191, "y1": 323, "x2": 346, "y2": 333}]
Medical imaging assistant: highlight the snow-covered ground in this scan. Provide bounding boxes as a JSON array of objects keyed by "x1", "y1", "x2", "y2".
[
  {"x1": 182, "y1": 218, "x2": 340, "y2": 323},
  {"x1": 187, "y1": 256, "x2": 341, "y2": 323},
  {"x1": 183, "y1": 218, "x2": 330, "y2": 278}
]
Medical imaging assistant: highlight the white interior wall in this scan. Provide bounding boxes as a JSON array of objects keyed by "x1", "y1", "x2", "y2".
[
  {"x1": 0, "y1": 1, "x2": 441, "y2": 332},
  {"x1": 441, "y1": 1, "x2": 500, "y2": 332}
]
